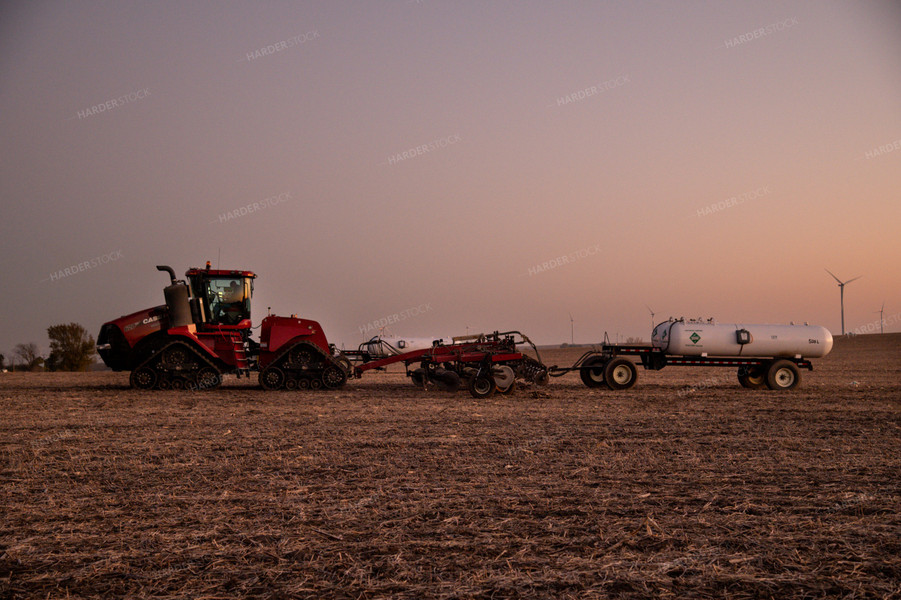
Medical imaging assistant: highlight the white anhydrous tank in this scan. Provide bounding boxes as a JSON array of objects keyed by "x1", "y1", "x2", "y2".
[{"x1": 651, "y1": 320, "x2": 833, "y2": 358}]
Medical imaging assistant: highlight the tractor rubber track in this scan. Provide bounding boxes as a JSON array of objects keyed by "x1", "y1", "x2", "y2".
[
  {"x1": 259, "y1": 340, "x2": 348, "y2": 391},
  {"x1": 130, "y1": 339, "x2": 223, "y2": 391}
]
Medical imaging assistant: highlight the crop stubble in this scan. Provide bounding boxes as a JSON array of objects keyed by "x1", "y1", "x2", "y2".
[{"x1": 1, "y1": 334, "x2": 900, "y2": 598}]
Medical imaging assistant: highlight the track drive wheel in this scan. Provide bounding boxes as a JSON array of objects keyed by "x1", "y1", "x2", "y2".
[
  {"x1": 766, "y1": 360, "x2": 800, "y2": 390},
  {"x1": 130, "y1": 367, "x2": 158, "y2": 390},
  {"x1": 737, "y1": 366, "x2": 767, "y2": 389},
  {"x1": 604, "y1": 358, "x2": 638, "y2": 390},
  {"x1": 469, "y1": 374, "x2": 496, "y2": 399},
  {"x1": 259, "y1": 367, "x2": 285, "y2": 390},
  {"x1": 580, "y1": 356, "x2": 607, "y2": 388}
]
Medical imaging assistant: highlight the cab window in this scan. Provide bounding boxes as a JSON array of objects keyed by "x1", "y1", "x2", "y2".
[{"x1": 203, "y1": 277, "x2": 251, "y2": 325}]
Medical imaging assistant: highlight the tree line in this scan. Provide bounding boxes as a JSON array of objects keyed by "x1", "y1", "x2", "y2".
[{"x1": 2, "y1": 323, "x2": 96, "y2": 372}]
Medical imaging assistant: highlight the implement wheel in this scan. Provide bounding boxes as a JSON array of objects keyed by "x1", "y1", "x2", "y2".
[
  {"x1": 432, "y1": 368, "x2": 461, "y2": 392},
  {"x1": 469, "y1": 374, "x2": 496, "y2": 399},
  {"x1": 604, "y1": 358, "x2": 638, "y2": 390},
  {"x1": 766, "y1": 360, "x2": 800, "y2": 390},
  {"x1": 492, "y1": 365, "x2": 516, "y2": 393},
  {"x1": 580, "y1": 356, "x2": 607, "y2": 388},
  {"x1": 410, "y1": 368, "x2": 427, "y2": 388}
]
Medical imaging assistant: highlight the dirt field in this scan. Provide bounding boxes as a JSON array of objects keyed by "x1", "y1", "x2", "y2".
[{"x1": 2, "y1": 334, "x2": 900, "y2": 599}]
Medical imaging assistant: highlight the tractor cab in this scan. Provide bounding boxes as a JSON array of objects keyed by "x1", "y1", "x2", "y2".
[{"x1": 185, "y1": 264, "x2": 256, "y2": 328}]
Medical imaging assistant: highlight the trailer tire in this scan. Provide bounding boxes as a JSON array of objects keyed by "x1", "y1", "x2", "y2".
[
  {"x1": 766, "y1": 360, "x2": 800, "y2": 390},
  {"x1": 604, "y1": 358, "x2": 638, "y2": 390},
  {"x1": 737, "y1": 366, "x2": 767, "y2": 389},
  {"x1": 469, "y1": 375, "x2": 496, "y2": 399},
  {"x1": 580, "y1": 356, "x2": 607, "y2": 388}
]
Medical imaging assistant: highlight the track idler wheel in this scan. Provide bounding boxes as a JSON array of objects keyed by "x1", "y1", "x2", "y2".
[
  {"x1": 322, "y1": 365, "x2": 347, "y2": 389},
  {"x1": 259, "y1": 367, "x2": 285, "y2": 390},
  {"x1": 130, "y1": 367, "x2": 158, "y2": 390},
  {"x1": 194, "y1": 367, "x2": 222, "y2": 391}
]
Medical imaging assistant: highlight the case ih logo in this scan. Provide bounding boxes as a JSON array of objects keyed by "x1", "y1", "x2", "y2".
[{"x1": 689, "y1": 332, "x2": 701, "y2": 344}]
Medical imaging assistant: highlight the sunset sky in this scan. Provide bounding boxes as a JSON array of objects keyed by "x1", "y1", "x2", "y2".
[{"x1": 1, "y1": 1, "x2": 900, "y2": 358}]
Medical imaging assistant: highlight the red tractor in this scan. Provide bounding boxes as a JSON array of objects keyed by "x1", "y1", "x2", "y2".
[{"x1": 96, "y1": 264, "x2": 348, "y2": 390}]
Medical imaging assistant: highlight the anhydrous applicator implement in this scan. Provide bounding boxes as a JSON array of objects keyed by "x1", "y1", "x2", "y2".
[{"x1": 97, "y1": 263, "x2": 549, "y2": 397}]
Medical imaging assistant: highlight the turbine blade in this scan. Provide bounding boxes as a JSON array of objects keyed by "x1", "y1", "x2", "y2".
[{"x1": 824, "y1": 268, "x2": 843, "y2": 284}]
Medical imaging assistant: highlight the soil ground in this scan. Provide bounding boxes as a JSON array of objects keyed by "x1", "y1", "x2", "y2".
[{"x1": 2, "y1": 334, "x2": 900, "y2": 598}]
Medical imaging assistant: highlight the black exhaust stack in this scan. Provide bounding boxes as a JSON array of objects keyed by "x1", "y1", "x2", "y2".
[
  {"x1": 157, "y1": 265, "x2": 193, "y2": 328},
  {"x1": 156, "y1": 265, "x2": 177, "y2": 285}
]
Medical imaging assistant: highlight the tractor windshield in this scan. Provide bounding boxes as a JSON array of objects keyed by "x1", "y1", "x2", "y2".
[{"x1": 199, "y1": 277, "x2": 253, "y2": 325}]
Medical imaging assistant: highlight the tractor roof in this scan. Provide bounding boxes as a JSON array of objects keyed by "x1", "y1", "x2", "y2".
[{"x1": 186, "y1": 267, "x2": 256, "y2": 278}]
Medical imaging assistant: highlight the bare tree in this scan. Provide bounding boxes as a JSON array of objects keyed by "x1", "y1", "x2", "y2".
[{"x1": 14, "y1": 343, "x2": 43, "y2": 371}]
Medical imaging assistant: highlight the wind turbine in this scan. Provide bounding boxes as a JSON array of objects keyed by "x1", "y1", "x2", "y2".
[
  {"x1": 825, "y1": 268, "x2": 861, "y2": 335},
  {"x1": 876, "y1": 302, "x2": 885, "y2": 335},
  {"x1": 568, "y1": 312, "x2": 574, "y2": 345},
  {"x1": 646, "y1": 305, "x2": 655, "y2": 331}
]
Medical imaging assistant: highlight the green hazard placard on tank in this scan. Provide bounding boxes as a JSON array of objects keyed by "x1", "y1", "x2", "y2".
[{"x1": 689, "y1": 332, "x2": 701, "y2": 344}]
